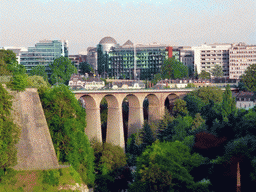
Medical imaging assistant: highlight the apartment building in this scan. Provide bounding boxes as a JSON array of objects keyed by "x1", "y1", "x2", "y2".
[
  {"x1": 192, "y1": 43, "x2": 231, "y2": 77},
  {"x1": 229, "y1": 42, "x2": 256, "y2": 79}
]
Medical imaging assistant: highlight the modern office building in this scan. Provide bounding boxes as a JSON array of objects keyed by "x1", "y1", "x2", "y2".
[
  {"x1": 229, "y1": 42, "x2": 256, "y2": 79},
  {"x1": 97, "y1": 36, "x2": 175, "y2": 80},
  {"x1": 192, "y1": 43, "x2": 231, "y2": 78},
  {"x1": 20, "y1": 40, "x2": 68, "y2": 74}
]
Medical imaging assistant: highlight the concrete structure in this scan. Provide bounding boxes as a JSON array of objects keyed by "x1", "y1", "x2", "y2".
[
  {"x1": 10, "y1": 88, "x2": 59, "y2": 170},
  {"x1": 74, "y1": 89, "x2": 198, "y2": 149},
  {"x1": 229, "y1": 42, "x2": 256, "y2": 79},
  {"x1": 20, "y1": 40, "x2": 68, "y2": 74},
  {"x1": 192, "y1": 43, "x2": 231, "y2": 77},
  {"x1": 74, "y1": 88, "x2": 238, "y2": 150}
]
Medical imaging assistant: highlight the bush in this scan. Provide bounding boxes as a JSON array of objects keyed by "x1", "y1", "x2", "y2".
[{"x1": 42, "y1": 169, "x2": 60, "y2": 186}]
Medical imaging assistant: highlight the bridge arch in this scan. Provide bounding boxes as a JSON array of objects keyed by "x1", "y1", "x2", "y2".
[{"x1": 164, "y1": 93, "x2": 179, "y2": 113}]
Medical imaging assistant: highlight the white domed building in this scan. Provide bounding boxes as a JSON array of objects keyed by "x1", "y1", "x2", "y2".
[{"x1": 98, "y1": 36, "x2": 117, "y2": 53}]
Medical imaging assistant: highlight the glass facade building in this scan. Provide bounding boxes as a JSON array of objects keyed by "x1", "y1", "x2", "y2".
[
  {"x1": 97, "y1": 37, "x2": 175, "y2": 80},
  {"x1": 20, "y1": 40, "x2": 68, "y2": 74},
  {"x1": 106, "y1": 46, "x2": 169, "y2": 80}
]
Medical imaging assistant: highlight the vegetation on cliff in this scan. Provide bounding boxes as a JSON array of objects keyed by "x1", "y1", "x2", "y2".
[{"x1": 39, "y1": 84, "x2": 95, "y2": 187}]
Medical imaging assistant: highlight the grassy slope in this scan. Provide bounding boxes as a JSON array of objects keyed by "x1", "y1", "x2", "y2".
[{"x1": 0, "y1": 166, "x2": 86, "y2": 192}]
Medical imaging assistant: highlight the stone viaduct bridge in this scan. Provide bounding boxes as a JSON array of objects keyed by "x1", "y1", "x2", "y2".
[{"x1": 73, "y1": 88, "x2": 238, "y2": 150}]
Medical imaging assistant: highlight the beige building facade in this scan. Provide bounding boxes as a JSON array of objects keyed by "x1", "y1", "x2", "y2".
[
  {"x1": 229, "y1": 43, "x2": 256, "y2": 79},
  {"x1": 192, "y1": 43, "x2": 231, "y2": 77}
]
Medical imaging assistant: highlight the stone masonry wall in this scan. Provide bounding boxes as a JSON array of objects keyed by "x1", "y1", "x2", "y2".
[{"x1": 10, "y1": 88, "x2": 59, "y2": 170}]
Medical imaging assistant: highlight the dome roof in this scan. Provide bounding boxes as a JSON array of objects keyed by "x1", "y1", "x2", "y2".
[
  {"x1": 99, "y1": 36, "x2": 117, "y2": 44},
  {"x1": 123, "y1": 40, "x2": 133, "y2": 46}
]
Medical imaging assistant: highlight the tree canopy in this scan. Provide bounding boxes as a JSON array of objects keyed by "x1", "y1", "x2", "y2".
[
  {"x1": 131, "y1": 140, "x2": 205, "y2": 192},
  {"x1": 49, "y1": 56, "x2": 77, "y2": 85},
  {"x1": 0, "y1": 84, "x2": 20, "y2": 170},
  {"x1": 161, "y1": 58, "x2": 188, "y2": 79},
  {"x1": 210, "y1": 64, "x2": 223, "y2": 78},
  {"x1": 198, "y1": 70, "x2": 211, "y2": 79},
  {"x1": 30, "y1": 65, "x2": 48, "y2": 82},
  {"x1": 39, "y1": 84, "x2": 95, "y2": 186},
  {"x1": 79, "y1": 62, "x2": 94, "y2": 75},
  {"x1": 240, "y1": 64, "x2": 256, "y2": 92}
]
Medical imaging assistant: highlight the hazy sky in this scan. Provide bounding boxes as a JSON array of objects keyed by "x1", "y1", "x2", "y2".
[{"x1": 1, "y1": 0, "x2": 255, "y2": 54}]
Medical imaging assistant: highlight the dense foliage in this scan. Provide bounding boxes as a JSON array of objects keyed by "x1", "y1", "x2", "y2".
[
  {"x1": 39, "y1": 84, "x2": 95, "y2": 187},
  {"x1": 30, "y1": 65, "x2": 48, "y2": 82},
  {"x1": 125, "y1": 85, "x2": 256, "y2": 191},
  {"x1": 161, "y1": 57, "x2": 188, "y2": 79},
  {"x1": 49, "y1": 56, "x2": 77, "y2": 85},
  {"x1": 240, "y1": 64, "x2": 256, "y2": 92},
  {"x1": 92, "y1": 141, "x2": 129, "y2": 192},
  {"x1": 79, "y1": 62, "x2": 94, "y2": 75},
  {"x1": 210, "y1": 64, "x2": 223, "y2": 78},
  {"x1": 198, "y1": 70, "x2": 211, "y2": 79},
  {"x1": 0, "y1": 84, "x2": 20, "y2": 170}
]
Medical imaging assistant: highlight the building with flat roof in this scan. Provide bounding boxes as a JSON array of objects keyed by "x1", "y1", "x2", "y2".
[
  {"x1": 20, "y1": 40, "x2": 68, "y2": 74},
  {"x1": 192, "y1": 43, "x2": 231, "y2": 78},
  {"x1": 229, "y1": 42, "x2": 256, "y2": 79},
  {"x1": 97, "y1": 37, "x2": 175, "y2": 80}
]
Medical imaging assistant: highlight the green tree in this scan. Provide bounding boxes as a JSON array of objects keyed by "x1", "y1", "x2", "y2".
[
  {"x1": 184, "y1": 95, "x2": 205, "y2": 117},
  {"x1": 27, "y1": 75, "x2": 49, "y2": 90},
  {"x1": 186, "y1": 83, "x2": 197, "y2": 88},
  {"x1": 240, "y1": 64, "x2": 256, "y2": 92},
  {"x1": 222, "y1": 84, "x2": 237, "y2": 118},
  {"x1": 49, "y1": 56, "x2": 77, "y2": 85},
  {"x1": 0, "y1": 59, "x2": 10, "y2": 76},
  {"x1": 210, "y1": 64, "x2": 223, "y2": 78},
  {"x1": 40, "y1": 84, "x2": 95, "y2": 186},
  {"x1": 161, "y1": 58, "x2": 188, "y2": 79},
  {"x1": 172, "y1": 99, "x2": 188, "y2": 117},
  {"x1": 0, "y1": 84, "x2": 20, "y2": 170},
  {"x1": 132, "y1": 140, "x2": 205, "y2": 192},
  {"x1": 30, "y1": 65, "x2": 48, "y2": 82},
  {"x1": 187, "y1": 86, "x2": 223, "y2": 105},
  {"x1": 151, "y1": 73, "x2": 161, "y2": 85},
  {"x1": 79, "y1": 62, "x2": 94, "y2": 75},
  {"x1": 92, "y1": 142, "x2": 127, "y2": 191},
  {"x1": 0, "y1": 50, "x2": 17, "y2": 66},
  {"x1": 8, "y1": 73, "x2": 28, "y2": 92},
  {"x1": 198, "y1": 70, "x2": 211, "y2": 79},
  {"x1": 191, "y1": 113, "x2": 205, "y2": 130}
]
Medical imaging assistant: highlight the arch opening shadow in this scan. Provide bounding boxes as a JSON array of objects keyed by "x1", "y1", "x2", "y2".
[{"x1": 164, "y1": 94, "x2": 179, "y2": 114}]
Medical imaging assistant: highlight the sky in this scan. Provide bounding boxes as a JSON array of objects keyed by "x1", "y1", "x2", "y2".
[{"x1": 1, "y1": 0, "x2": 255, "y2": 54}]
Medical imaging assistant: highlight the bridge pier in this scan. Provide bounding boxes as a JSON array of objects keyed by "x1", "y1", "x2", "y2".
[
  {"x1": 106, "y1": 106, "x2": 125, "y2": 150},
  {"x1": 128, "y1": 106, "x2": 144, "y2": 138},
  {"x1": 85, "y1": 107, "x2": 102, "y2": 142}
]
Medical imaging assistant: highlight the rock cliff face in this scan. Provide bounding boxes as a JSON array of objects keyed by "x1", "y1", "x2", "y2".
[{"x1": 11, "y1": 88, "x2": 59, "y2": 170}]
